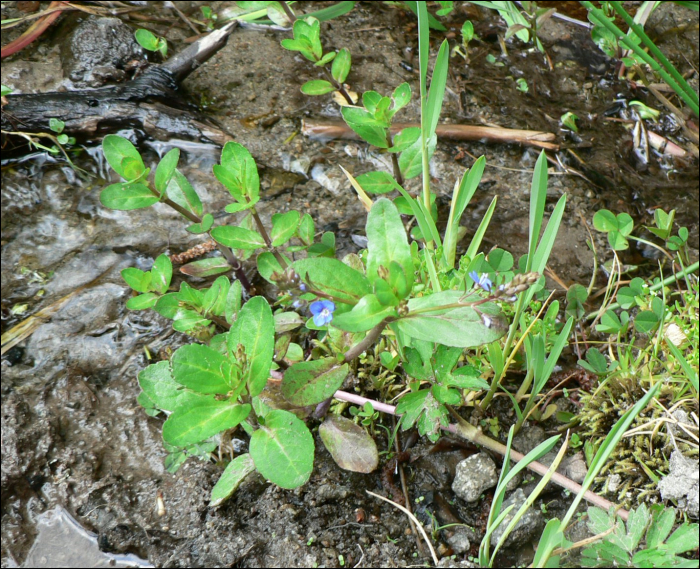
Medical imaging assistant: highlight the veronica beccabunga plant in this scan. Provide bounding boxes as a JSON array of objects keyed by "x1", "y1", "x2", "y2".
[{"x1": 99, "y1": 2, "x2": 558, "y2": 507}]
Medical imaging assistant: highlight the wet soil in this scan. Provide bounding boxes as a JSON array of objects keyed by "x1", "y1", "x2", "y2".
[{"x1": 2, "y1": 2, "x2": 698, "y2": 567}]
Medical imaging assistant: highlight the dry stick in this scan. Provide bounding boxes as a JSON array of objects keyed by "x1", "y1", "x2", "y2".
[
  {"x1": 366, "y1": 491, "x2": 439, "y2": 566},
  {"x1": 391, "y1": 415, "x2": 426, "y2": 557},
  {"x1": 302, "y1": 120, "x2": 560, "y2": 150},
  {"x1": 333, "y1": 389, "x2": 630, "y2": 522}
]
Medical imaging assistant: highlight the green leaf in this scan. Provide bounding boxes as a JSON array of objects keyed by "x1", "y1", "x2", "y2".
[
  {"x1": 565, "y1": 283, "x2": 588, "y2": 321},
  {"x1": 388, "y1": 127, "x2": 421, "y2": 153},
  {"x1": 171, "y1": 344, "x2": 234, "y2": 394},
  {"x1": 362, "y1": 91, "x2": 382, "y2": 113},
  {"x1": 315, "y1": 51, "x2": 336, "y2": 66},
  {"x1": 270, "y1": 210, "x2": 300, "y2": 247},
  {"x1": 154, "y1": 148, "x2": 180, "y2": 194},
  {"x1": 297, "y1": 213, "x2": 315, "y2": 246},
  {"x1": 210, "y1": 454, "x2": 256, "y2": 507},
  {"x1": 100, "y1": 182, "x2": 158, "y2": 210},
  {"x1": 399, "y1": 133, "x2": 436, "y2": 179},
  {"x1": 228, "y1": 296, "x2": 274, "y2": 397},
  {"x1": 166, "y1": 170, "x2": 203, "y2": 217},
  {"x1": 219, "y1": 141, "x2": 260, "y2": 200},
  {"x1": 154, "y1": 293, "x2": 180, "y2": 318},
  {"x1": 202, "y1": 275, "x2": 230, "y2": 316},
  {"x1": 256, "y1": 251, "x2": 285, "y2": 284},
  {"x1": 366, "y1": 199, "x2": 414, "y2": 288},
  {"x1": 121, "y1": 267, "x2": 151, "y2": 293},
  {"x1": 392, "y1": 82, "x2": 411, "y2": 112},
  {"x1": 319, "y1": 415, "x2": 378, "y2": 473},
  {"x1": 355, "y1": 171, "x2": 396, "y2": 194},
  {"x1": 331, "y1": 48, "x2": 351, "y2": 83},
  {"x1": 151, "y1": 254, "x2": 172, "y2": 294},
  {"x1": 102, "y1": 135, "x2": 145, "y2": 181},
  {"x1": 332, "y1": 294, "x2": 397, "y2": 332},
  {"x1": 301, "y1": 80, "x2": 335, "y2": 95},
  {"x1": 211, "y1": 226, "x2": 266, "y2": 250},
  {"x1": 138, "y1": 361, "x2": 200, "y2": 412},
  {"x1": 281, "y1": 358, "x2": 349, "y2": 406},
  {"x1": 274, "y1": 312, "x2": 305, "y2": 333},
  {"x1": 163, "y1": 398, "x2": 250, "y2": 447},
  {"x1": 340, "y1": 107, "x2": 388, "y2": 148},
  {"x1": 172, "y1": 309, "x2": 211, "y2": 333},
  {"x1": 179, "y1": 257, "x2": 229, "y2": 278},
  {"x1": 225, "y1": 280, "x2": 242, "y2": 325},
  {"x1": 126, "y1": 292, "x2": 158, "y2": 310},
  {"x1": 250, "y1": 409, "x2": 314, "y2": 488},
  {"x1": 396, "y1": 390, "x2": 448, "y2": 442},
  {"x1": 135, "y1": 28, "x2": 159, "y2": 51},
  {"x1": 186, "y1": 213, "x2": 214, "y2": 234},
  {"x1": 293, "y1": 257, "x2": 371, "y2": 304},
  {"x1": 397, "y1": 291, "x2": 507, "y2": 348},
  {"x1": 634, "y1": 310, "x2": 659, "y2": 334},
  {"x1": 425, "y1": 40, "x2": 450, "y2": 139}
]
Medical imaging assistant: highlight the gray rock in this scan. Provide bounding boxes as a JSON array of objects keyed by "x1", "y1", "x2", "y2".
[
  {"x1": 489, "y1": 488, "x2": 543, "y2": 549},
  {"x1": 452, "y1": 453, "x2": 498, "y2": 503}
]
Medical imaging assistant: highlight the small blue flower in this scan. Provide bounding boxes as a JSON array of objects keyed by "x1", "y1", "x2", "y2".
[
  {"x1": 310, "y1": 299, "x2": 335, "y2": 327},
  {"x1": 468, "y1": 271, "x2": 493, "y2": 292}
]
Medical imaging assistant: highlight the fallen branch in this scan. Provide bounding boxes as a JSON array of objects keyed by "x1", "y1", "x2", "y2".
[
  {"x1": 302, "y1": 119, "x2": 559, "y2": 150},
  {"x1": 1, "y1": 22, "x2": 238, "y2": 147}
]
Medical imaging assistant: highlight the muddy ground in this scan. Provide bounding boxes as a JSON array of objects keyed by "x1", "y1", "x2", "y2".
[{"x1": 1, "y1": 1, "x2": 698, "y2": 567}]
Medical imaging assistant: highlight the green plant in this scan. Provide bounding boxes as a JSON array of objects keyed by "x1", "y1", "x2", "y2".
[
  {"x1": 580, "y1": 504, "x2": 698, "y2": 568},
  {"x1": 135, "y1": 28, "x2": 167, "y2": 57},
  {"x1": 95, "y1": 1, "x2": 570, "y2": 508}
]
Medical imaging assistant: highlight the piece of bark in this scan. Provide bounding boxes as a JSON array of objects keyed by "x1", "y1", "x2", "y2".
[{"x1": 1, "y1": 22, "x2": 238, "y2": 150}]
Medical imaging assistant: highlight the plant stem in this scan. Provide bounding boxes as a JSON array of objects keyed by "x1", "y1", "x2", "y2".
[
  {"x1": 343, "y1": 319, "x2": 391, "y2": 362},
  {"x1": 148, "y1": 188, "x2": 251, "y2": 290},
  {"x1": 386, "y1": 132, "x2": 404, "y2": 187},
  {"x1": 249, "y1": 207, "x2": 288, "y2": 268}
]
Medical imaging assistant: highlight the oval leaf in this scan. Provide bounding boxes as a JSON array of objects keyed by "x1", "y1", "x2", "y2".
[
  {"x1": 155, "y1": 148, "x2": 180, "y2": 194},
  {"x1": 228, "y1": 296, "x2": 274, "y2": 397},
  {"x1": 293, "y1": 257, "x2": 371, "y2": 305},
  {"x1": 319, "y1": 415, "x2": 378, "y2": 473},
  {"x1": 366, "y1": 198, "x2": 413, "y2": 287},
  {"x1": 100, "y1": 182, "x2": 158, "y2": 210},
  {"x1": 301, "y1": 80, "x2": 335, "y2": 95},
  {"x1": 250, "y1": 409, "x2": 314, "y2": 489},
  {"x1": 138, "y1": 361, "x2": 200, "y2": 412},
  {"x1": 166, "y1": 170, "x2": 203, "y2": 217},
  {"x1": 180, "y1": 257, "x2": 230, "y2": 278},
  {"x1": 210, "y1": 454, "x2": 256, "y2": 507},
  {"x1": 332, "y1": 294, "x2": 397, "y2": 332},
  {"x1": 355, "y1": 171, "x2": 396, "y2": 194},
  {"x1": 281, "y1": 358, "x2": 349, "y2": 406},
  {"x1": 171, "y1": 343, "x2": 233, "y2": 394},
  {"x1": 211, "y1": 226, "x2": 266, "y2": 250},
  {"x1": 270, "y1": 210, "x2": 300, "y2": 247},
  {"x1": 331, "y1": 48, "x2": 351, "y2": 83},
  {"x1": 396, "y1": 291, "x2": 507, "y2": 348},
  {"x1": 163, "y1": 399, "x2": 250, "y2": 447},
  {"x1": 102, "y1": 135, "x2": 145, "y2": 181}
]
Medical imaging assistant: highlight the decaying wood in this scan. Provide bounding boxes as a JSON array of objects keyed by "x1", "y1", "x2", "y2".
[
  {"x1": 302, "y1": 119, "x2": 560, "y2": 150},
  {"x1": 1, "y1": 22, "x2": 238, "y2": 149}
]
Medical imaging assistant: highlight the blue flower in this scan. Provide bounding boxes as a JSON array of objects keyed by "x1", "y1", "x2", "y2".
[
  {"x1": 310, "y1": 299, "x2": 335, "y2": 327},
  {"x1": 468, "y1": 271, "x2": 493, "y2": 292}
]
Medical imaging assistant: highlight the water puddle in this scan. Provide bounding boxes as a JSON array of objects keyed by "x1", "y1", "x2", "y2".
[{"x1": 20, "y1": 507, "x2": 152, "y2": 568}]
